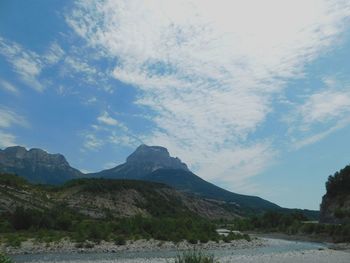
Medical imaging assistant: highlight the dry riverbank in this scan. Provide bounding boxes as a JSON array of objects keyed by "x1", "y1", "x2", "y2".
[{"x1": 1, "y1": 238, "x2": 264, "y2": 255}]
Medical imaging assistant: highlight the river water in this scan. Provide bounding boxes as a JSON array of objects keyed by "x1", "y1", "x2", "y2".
[{"x1": 10, "y1": 238, "x2": 327, "y2": 263}]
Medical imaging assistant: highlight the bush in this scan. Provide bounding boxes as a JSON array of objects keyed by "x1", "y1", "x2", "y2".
[
  {"x1": 114, "y1": 236, "x2": 126, "y2": 246},
  {"x1": 0, "y1": 253, "x2": 13, "y2": 263},
  {"x1": 5, "y1": 235, "x2": 22, "y2": 248},
  {"x1": 175, "y1": 250, "x2": 218, "y2": 263}
]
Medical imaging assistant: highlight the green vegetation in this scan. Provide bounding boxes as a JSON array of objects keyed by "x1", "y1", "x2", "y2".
[
  {"x1": 326, "y1": 165, "x2": 350, "y2": 197},
  {"x1": 0, "y1": 253, "x2": 13, "y2": 263},
  {"x1": 175, "y1": 250, "x2": 218, "y2": 263},
  {"x1": 0, "y1": 207, "x2": 220, "y2": 245},
  {"x1": 232, "y1": 211, "x2": 350, "y2": 242},
  {"x1": 322, "y1": 165, "x2": 350, "y2": 222},
  {"x1": 0, "y1": 174, "x2": 252, "y2": 246},
  {"x1": 0, "y1": 174, "x2": 27, "y2": 188}
]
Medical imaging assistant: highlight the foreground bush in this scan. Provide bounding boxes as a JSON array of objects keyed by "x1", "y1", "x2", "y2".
[
  {"x1": 175, "y1": 250, "x2": 218, "y2": 263},
  {"x1": 0, "y1": 253, "x2": 13, "y2": 263}
]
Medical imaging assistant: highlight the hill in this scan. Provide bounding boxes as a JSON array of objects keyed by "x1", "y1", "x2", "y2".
[
  {"x1": 320, "y1": 165, "x2": 350, "y2": 224},
  {"x1": 0, "y1": 173, "x2": 237, "y2": 220},
  {"x1": 0, "y1": 173, "x2": 241, "y2": 243}
]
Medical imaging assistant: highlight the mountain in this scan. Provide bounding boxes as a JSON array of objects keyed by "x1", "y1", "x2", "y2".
[
  {"x1": 143, "y1": 169, "x2": 279, "y2": 212},
  {"x1": 91, "y1": 144, "x2": 280, "y2": 212},
  {"x1": 320, "y1": 165, "x2": 350, "y2": 224},
  {"x1": 0, "y1": 146, "x2": 82, "y2": 184},
  {"x1": 0, "y1": 173, "x2": 237, "y2": 220},
  {"x1": 89, "y1": 144, "x2": 189, "y2": 179},
  {"x1": 1, "y1": 144, "x2": 312, "y2": 215}
]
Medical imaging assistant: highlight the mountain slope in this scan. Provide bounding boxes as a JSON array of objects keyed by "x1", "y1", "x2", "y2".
[
  {"x1": 0, "y1": 173, "x2": 238, "y2": 220},
  {"x1": 0, "y1": 146, "x2": 82, "y2": 185},
  {"x1": 92, "y1": 145, "x2": 281, "y2": 212},
  {"x1": 143, "y1": 168, "x2": 280, "y2": 212}
]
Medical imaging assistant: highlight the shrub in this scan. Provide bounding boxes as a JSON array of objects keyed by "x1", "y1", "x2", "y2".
[
  {"x1": 175, "y1": 250, "x2": 218, "y2": 263},
  {"x1": 114, "y1": 236, "x2": 126, "y2": 246},
  {"x1": 5, "y1": 235, "x2": 22, "y2": 248},
  {"x1": 0, "y1": 253, "x2": 13, "y2": 263}
]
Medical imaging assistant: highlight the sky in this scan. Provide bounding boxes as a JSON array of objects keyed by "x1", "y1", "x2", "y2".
[{"x1": 1, "y1": 0, "x2": 350, "y2": 210}]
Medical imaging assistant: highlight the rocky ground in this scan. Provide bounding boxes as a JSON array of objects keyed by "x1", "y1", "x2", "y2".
[
  {"x1": 1, "y1": 238, "x2": 264, "y2": 255},
  {"x1": 4, "y1": 237, "x2": 350, "y2": 263}
]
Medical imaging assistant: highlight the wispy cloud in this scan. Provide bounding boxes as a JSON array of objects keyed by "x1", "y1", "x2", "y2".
[
  {"x1": 97, "y1": 111, "x2": 119, "y2": 126},
  {"x1": 0, "y1": 131, "x2": 17, "y2": 148},
  {"x1": 0, "y1": 37, "x2": 44, "y2": 91},
  {"x1": 293, "y1": 121, "x2": 350, "y2": 150},
  {"x1": 0, "y1": 107, "x2": 27, "y2": 128},
  {"x1": 67, "y1": 0, "x2": 350, "y2": 189},
  {"x1": 288, "y1": 76, "x2": 350, "y2": 149},
  {"x1": 44, "y1": 42, "x2": 65, "y2": 65},
  {"x1": 82, "y1": 111, "x2": 142, "y2": 151},
  {"x1": 82, "y1": 133, "x2": 104, "y2": 151},
  {"x1": 0, "y1": 78, "x2": 19, "y2": 95},
  {"x1": 0, "y1": 107, "x2": 27, "y2": 148},
  {"x1": 299, "y1": 89, "x2": 350, "y2": 126}
]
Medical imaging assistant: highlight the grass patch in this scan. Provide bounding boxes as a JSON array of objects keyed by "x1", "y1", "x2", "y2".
[{"x1": 175, "y1": 250, "x2": 218, "y2": 263}]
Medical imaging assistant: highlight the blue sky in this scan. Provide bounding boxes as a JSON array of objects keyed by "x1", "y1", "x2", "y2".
[{"x1": 1, "y1": 0, "x2": 350, "y2": 210}]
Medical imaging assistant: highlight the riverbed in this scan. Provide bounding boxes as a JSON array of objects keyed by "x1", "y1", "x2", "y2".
[{"x1": 9, "y1": 238, "x2": 350, "y2": 263}]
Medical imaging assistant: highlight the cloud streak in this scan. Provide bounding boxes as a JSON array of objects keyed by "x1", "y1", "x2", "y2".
[
  {"x1": 0, "y1": 37, "x2": 44, "y2": 91},
  {"x1": 0, "y1": 108, "x2": 27, "y2": 148}
]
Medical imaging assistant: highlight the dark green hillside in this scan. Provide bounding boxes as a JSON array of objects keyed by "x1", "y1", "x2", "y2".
[{"x1": 144, "y1": 169, "x2": 280, "y2": 212}]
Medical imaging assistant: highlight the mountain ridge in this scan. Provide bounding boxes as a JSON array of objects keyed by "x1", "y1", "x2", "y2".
[
  {"x1": 0, "y1": 146, "x2": 82, "y2": 184},
  {"x1": 0, "y1": 144, "x2": 317, "y2": 216},
  {"x1": 0, "y1": 173, "x2": 238, "y2": 220},
  {"x1": 88, "y1": 144, "x2": 280, "y2": 212}
]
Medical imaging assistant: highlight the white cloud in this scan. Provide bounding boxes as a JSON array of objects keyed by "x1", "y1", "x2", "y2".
[
  {"x1": 82, "y1": 112, "x2": 142, "y2": 151},
  {"x1": 44, "y1": 42, "x2": 65, "y2": 65},
  {"x1": 293, "y1": 120, "x2": 350, "y2": 150},
  {"x1": 0, "y1": 37, "x2": 44, "y2": 91},
  {"x1": 67, "y1": 0, "x2": 350, "y2": 190},
  {"x1": 109, "y1": 133, "x2": 141, "y2": 148},
  {"x1": 0, "y1": 79, "x2": 19, "y2": 95},
  {"x1": 0, "y1": 131, "x2": 17, "y2": 148},
  {"x1": 299, "y1": 89, "x2": 350, "y2": 125},
  {"x1": 97, "y1": 111, "x2": 119, "y2": 126},
  {"x1": 287, "y1": 75, "x2": 350, "y2": 149},
  {"x1": 0, "y1": 108, "x2": 27, "y2": 148},
  {"x1": 64, "y1": 57, "x2": 97, "y2": 76},
  {"x1": 0, "y1": 108, "x2": 27, "y2": 128},
  {"x1": 83, "y1": 133, "x2": 104, "y2": 150}
]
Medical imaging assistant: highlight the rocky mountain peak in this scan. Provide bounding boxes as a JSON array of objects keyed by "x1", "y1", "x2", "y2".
[
  {"x1": 1, "y1": 146, "x2": 68, "y2": 165},
  {"x1": 126, "y1": 144, "x2": 189, "y2": 171},
  {"x1": 2, "y1": 146, "x2": 27, "y2": 158},
  {"x1": 0, "y1": 146, "x2": 82, "y2": 184}
]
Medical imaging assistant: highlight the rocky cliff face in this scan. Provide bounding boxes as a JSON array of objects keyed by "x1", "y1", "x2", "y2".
[
  {"x1": 0, "y1": 146, "x2": 82, "y2": 184},
  {"x1": 126, "y1": 144, "x2": 189, "y2": 171},
  {"x1": 91, "y1": 144, "x2": 189, "y2": 179},
  {"x1": 320, "y1": 165, "x2": 350, "y2": 224}
]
